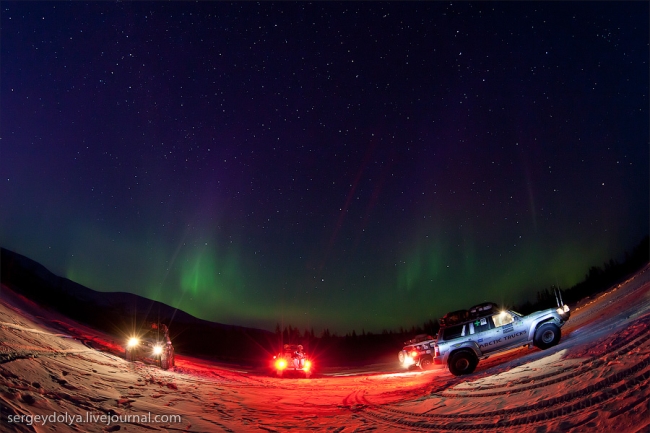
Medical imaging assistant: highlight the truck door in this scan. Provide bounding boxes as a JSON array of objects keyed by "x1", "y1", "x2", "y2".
[
  {"x1": 471, "y1": 316, "x2": 503, "y2": 354},
  {"x1": 493, "y1": 311, "x2": 527, "y2": 347}
]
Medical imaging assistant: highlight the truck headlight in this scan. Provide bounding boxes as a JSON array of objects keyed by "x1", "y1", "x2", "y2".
[
  {"x1": 153, "y1": 345, "x2": 163, "y2": 355},
  {"x1": 275, "y1": 358, "x2": 287, "y2": 370},
  {"x1": 127, "y1": 338, "x2": 139, "y2": 348}
]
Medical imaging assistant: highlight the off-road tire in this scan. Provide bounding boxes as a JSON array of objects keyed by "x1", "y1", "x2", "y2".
[
  {"x1": 398, "y1": 351, "x2": 406, "y2": 364},
  {"x1": 448, "y1": 350, "x2": 478, "y2": 376},
  {"x1": 160, "y1": 348, "x2": 173, "y2": 370},
  {"x1": 419, "y1": 356, "x2": 433, "y2": 370},
  {"x1": 533, "y1": 323, "x2": 561, "y2": 350},
  {"x1": 168, "y1": 347, "x2": 175, "y2": 367}
]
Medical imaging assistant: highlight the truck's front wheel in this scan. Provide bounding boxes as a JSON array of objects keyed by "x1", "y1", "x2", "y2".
[
  {"x1": 448, "y1": 351, "x2": 478, "y2": 376},
  {"x1": 533, "y1": 323, "x2": 561, "y2": 350},
  {"x1": 160, "y1": 353, "x2": 170, "y2": 370}
]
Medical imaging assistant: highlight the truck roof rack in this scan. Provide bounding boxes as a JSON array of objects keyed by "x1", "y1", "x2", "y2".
[
  {"x1": 468, "y1": 302, "x2": 499, "y2": 318},
  {"x1": 439, "y1": 309, "x2": 470, "y2": 327},
  {"x1": 439, "y1": 302, "x2": 500, "y2": 327}
]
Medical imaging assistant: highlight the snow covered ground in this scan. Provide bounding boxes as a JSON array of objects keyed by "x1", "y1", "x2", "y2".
[{"x1": 1, "y1": 265, "x2": 649, "y2": 432}]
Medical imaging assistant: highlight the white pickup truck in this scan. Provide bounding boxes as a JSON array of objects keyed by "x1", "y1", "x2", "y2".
[{"x1": 399, "y1": 295, "x2": 570, "y2": 376}]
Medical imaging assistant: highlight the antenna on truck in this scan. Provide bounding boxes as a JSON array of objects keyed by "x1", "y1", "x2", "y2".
[{"x1": 553, "y1": 286, "x2": 564, "y2": 307}]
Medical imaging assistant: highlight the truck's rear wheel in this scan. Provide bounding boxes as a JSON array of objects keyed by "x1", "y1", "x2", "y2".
[
  {"x1": 448, "y1": 351, "x2": 478, "y2": 376},
  {"x1": 533, "y1": 323, "x2": 561, "y2": 350}
]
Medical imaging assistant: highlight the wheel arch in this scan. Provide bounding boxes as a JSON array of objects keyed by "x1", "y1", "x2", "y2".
[
  {"x1": 445, "y1": 341, "x2": 482, "y2": 363},
  {"x1": 528, "y1": 317, "x2": 556, "y2": 340}
]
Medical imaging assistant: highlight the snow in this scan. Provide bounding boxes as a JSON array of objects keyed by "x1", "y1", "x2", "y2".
[{"x1": 1, "y1": 265, "x2": 649, "y2": 432}]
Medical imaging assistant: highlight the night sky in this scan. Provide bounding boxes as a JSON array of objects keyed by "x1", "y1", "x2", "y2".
[{"x1": 1, "y1": 2, "x2": 648, "y2": 334}]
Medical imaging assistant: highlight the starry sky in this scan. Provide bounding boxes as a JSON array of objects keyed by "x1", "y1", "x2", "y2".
[{"x1": 1, "y1": 2, "x2": 648, "y2": 334}]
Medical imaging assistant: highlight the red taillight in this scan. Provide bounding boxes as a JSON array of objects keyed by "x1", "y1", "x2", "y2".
[
  {"x1": 275, "y1": 359, "x2": 287, "y2": 370},
  {"x1": 434, "y1": 345, "x2": 440, "y2": 357}
]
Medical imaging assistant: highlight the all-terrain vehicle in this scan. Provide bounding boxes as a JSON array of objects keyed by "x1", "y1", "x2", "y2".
[
  {"x1": 125, "y1": 323, "x2": 175, "y2": 370},
  {"x1": 272, "y1": 344, "x2": 313, "y2": 377},
  {"x1": 398, "y1": 334, "x2": 437, "y2": 370},
  {"x1": 428, "y1": 291, "x2": 570, "y2": 376}
]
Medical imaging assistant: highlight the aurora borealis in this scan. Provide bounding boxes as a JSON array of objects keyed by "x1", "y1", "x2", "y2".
[{"x1": 1, "y1": 2, "x2": 647, "y2": 334}]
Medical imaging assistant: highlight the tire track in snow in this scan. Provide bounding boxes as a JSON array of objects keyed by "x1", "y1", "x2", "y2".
[
  {"x1": 0, "y1": 349, "x2": 96, "y2": 364},
  {"x1": 353, "y1": 361, "x2": 649, "y2": 431}
]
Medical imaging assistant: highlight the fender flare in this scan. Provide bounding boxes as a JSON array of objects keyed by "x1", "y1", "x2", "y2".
[
  {"x1": 528, "y1": 317, "x2": 556, "y2": 340},
  {"x1": 444, "y1": 340, "x2": 483, "y2": 363}
]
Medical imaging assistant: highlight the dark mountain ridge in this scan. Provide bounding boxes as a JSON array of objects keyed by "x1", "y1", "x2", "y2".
[{"x1": 0, "y1": 247, "x2": 276, "y2": 364}]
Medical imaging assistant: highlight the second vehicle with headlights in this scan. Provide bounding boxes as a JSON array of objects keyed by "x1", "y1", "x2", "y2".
[
  {"x1": 398, "y1": 334, "x2": 438, "y2": 370},
  {"x1": 272, "y1": 344, "x2": 312, "y2": 377},
  {"x1": 126, "y1": 323, "x2": 175, "y2": 370}
]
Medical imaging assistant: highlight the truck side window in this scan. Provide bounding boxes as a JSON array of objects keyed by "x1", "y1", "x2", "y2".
[
  {"x1": 442, "y1": 324, "x2": 465, "y2": 340},
  {"x1": 492, "y1": 311, "x2": 514, "y2": 327},
  {"x1": 472, "y1": 316, "x2": 493, "y2": 333}
]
